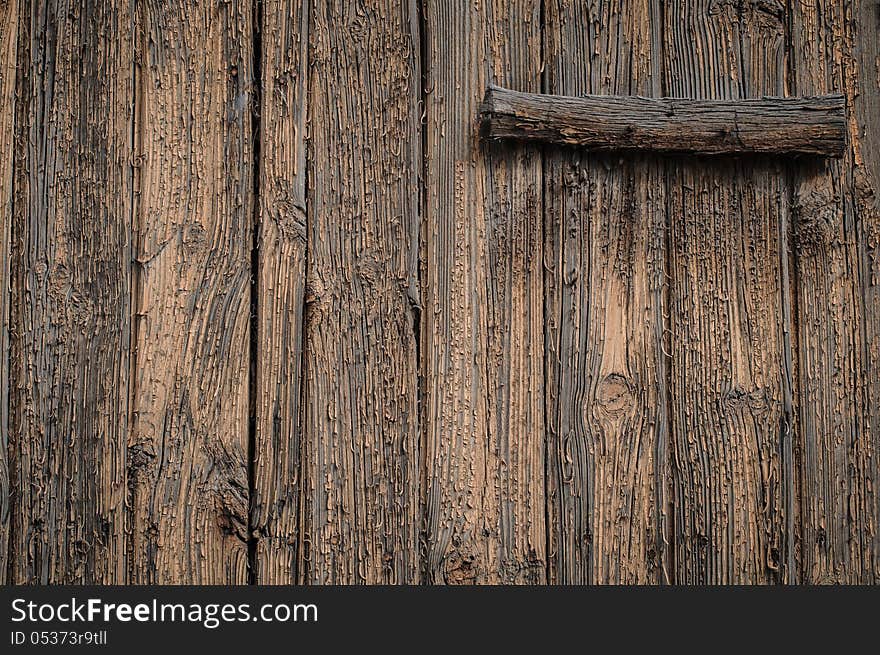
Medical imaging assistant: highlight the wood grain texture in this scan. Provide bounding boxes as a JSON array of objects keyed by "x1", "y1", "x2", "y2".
[
  {"x1": 482, "y1": 85, "x2": 846, "y2": 157},
  {"x1": 664, "y1": 0, "x2": 792, "y2": 583},
  {"x1": 1, "y1": 0, "x2": 878, "y2": 587},
  {"x1": 301, "y1": 0, "x2": 421, "y2": 584},
  {"x1": 9, "y1": 0, "x2": 132, "y2": 583},
  {"x1": 423, "y1": 0, "x2": 546, "y2": 585},
  {"x1": 543, "y1": 0, "x2": 669, "y2": 584},
  {"x1": 251, "y1": 0, "x2": 309, "y2": 585},
  {"x1": 0, "y1": 0, "x2": 20, "y2": 586},
  {"x1": 128, "y1": 0, "x2": 253, "y2": 584},
  {"x1": 791, "y1": 0, "x2": 880, "y2": 584},
  {"x1": 853, "y1": 0, "x2": 880, "y2": 586}
]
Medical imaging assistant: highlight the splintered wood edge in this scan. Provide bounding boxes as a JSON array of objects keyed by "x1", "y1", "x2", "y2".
[{"x1": 480, "y1": 85, "x2": 847, "y2": 157}]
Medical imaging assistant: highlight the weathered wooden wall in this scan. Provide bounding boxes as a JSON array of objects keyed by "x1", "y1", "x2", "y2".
[{"x1": 0, "y1": 0, "x2": 877, "y2": 584}]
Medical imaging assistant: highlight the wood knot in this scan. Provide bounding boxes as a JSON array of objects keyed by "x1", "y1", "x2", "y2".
[
  {"x1": 594, "y1": 373, "x2": 635, "y2": 416},
  {"x1": 501, "y1": 552, "x2": 545, "y2": 584},
  {"x1": 721, "y1": 386, "x2": 771, "y2": 415},
  {"x1": 708, "y1": 0, "x2": 784, "y2": 23},
  {"x1": 794, "y1": 186, "x2": 838, "y2": 250},
  {"x1": 214, "y1": 493, "x2": 248, "y2": 542},
  {"x1": 444, "y1": 552, "x2": 478, "y2": 585},
  {"x1": 304, "y1": 278, "x2": 325, "y2": 306},
  {"x1": 128, "y1": 441, "x2": 156, "y2": 477},
  {"x1": 268, "y1": 200, "x2": 306, "y2": 243},
  {"x1": 356, "y1": 258, "x2": 384, "y2": 288},
  {"x1": 181, "y1": 221, "x2": 208, "y2": 259}
]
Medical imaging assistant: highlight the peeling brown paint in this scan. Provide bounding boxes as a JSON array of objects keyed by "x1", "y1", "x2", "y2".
[
  {"x1": 2, "y1": 0, "x2": 878, "y2": 585},
  {"x1": 423, "y1": 0, "x2": 546, "y2": 585},
  {"x1": 790, "y1": 0, "x2": 880, "y2": 584},
  {"x1": 0, "y1": 0, "x2": 20, "y2": 586},
  {"x1": 664, "y1": 0, "x2": 791, "y2": 584},
  {"x1": 9, "y1": 0, "x2": 132, "y2": 584},
  {"x1": 128, "y1": 0, "x2": 253, "y2": 584},
  {"x1": 301, "y1": 0, "x2": 421, "y2": 584},
  {"x1": 251, "y1": 0, "x2": 310, "y2": 586},
  {"x1": 544, "y1": 0, "x2": 669, "y2": 585}
]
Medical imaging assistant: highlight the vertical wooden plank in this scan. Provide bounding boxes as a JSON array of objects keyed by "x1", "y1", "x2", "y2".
[
  {"x1": 543, "y1": 0, "x2": 669, "y2": 584},
  {"x1": 791, "y1": 0, "x2": 879, "y2": 583},
  {"x1": 9, "y1": 0, "x2": 132, "y2": 583},
  {"x1": 302, "y1": 0, "x2": 421, "y2": 584},
  {"x1": 854, "y1": 0, "x2": 880, "y2": 585},
  {"x1": 252, "y1": 0, "x2": 309, "y2": 584},
  {"x1": 129, "y1": 0, "x2": 252, "y2": 583},
  {"x1": 423, "y1": 0, "x2": 545, "y2": 584},
  {"x1": 664, "y1": 0, "x2": 791, "y2": 583},
  {"x1": 0, "y1": 0, "x2": 20, "y2": 585}
]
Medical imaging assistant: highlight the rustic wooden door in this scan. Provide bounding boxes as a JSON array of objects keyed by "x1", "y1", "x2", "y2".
[
  {"x1": 543, "y1": 1, "x2": 801, "y2": 585},
  {"x1": 544, "y1": 1, "x2": 880, "y2": 583},
  {"x1": 1, "y1": 0, "x2": 877, "y2": 585},
  {"x1": 425, "y1": 0, "x2": 879, "y2": 585}
]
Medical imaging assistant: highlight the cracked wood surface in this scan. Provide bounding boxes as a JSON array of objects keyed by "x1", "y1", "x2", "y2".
[
  {"x1": 128, "y1": 0, "x2": 253, "y2": 584},
  {"x1": 791, "y1": 0, "x2": 880, "y2": 584},
  {"x1": 301, "y1": 0, "x2": 422, "y2": 584},
  {"x1": 1, "y1": 0, "x2": 878, "y2": 585},
  {"x1": 251, "y1": 0, "x2": 309, "y2": 585},
  {"x1": 0, "y1": 0, "x2": 19, "y2": 585},
  {"x1": 8, "y1": 0, "x2": 132, "y2": 583},
  {"x1": 664, "y1": 0, "x2": 793, "y2": 584},
  {"x1": 422, "y1": 0, "x2": 546, "y2": 585},
  {"x1": 543, "y1": 0, "x2": 669, "y2": 585}
]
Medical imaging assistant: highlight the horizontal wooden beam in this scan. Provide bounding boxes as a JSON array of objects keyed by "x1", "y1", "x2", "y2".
[{"x1": 480, "y1": 85, "x2": 846, "y2": 157}]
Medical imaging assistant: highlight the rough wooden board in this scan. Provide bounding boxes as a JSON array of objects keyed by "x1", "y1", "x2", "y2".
[
  {"x1": 791, "y1": 0, "x2": 879, "y2": 584},
  {"x1": 251, "y1": 0, "x2": 309, "y2": 585},
  {"x1": 423, "y1": 0, "x2": 545, "y2": 585},
  {"x1": 0, "y1": 0, "x2": 876, "y2": 588},
  {"x1": 302, "y1": 0, "x2": 421, "y2": 584},
  {"x1": 128, "y1": 0, "x2": 252, "y2": 584},
  {"x1": 664, "y1": 0, "x2": 791, "y2": 583},
  {"x1": 9, "y1": 0, "x2": 132, "y2": 583},
  {"x1": 544, "y1": 0, "x2": 669, "y2": 584},
  {"x1": 482, "y1": 86, "x2": 846, "y2": 157},
  {"x1": 854, "y1": 0, "x2": 880, "y2": 586},
  {"x1": 0, "y1": 0, "x2": 20, "y2": 586}
]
